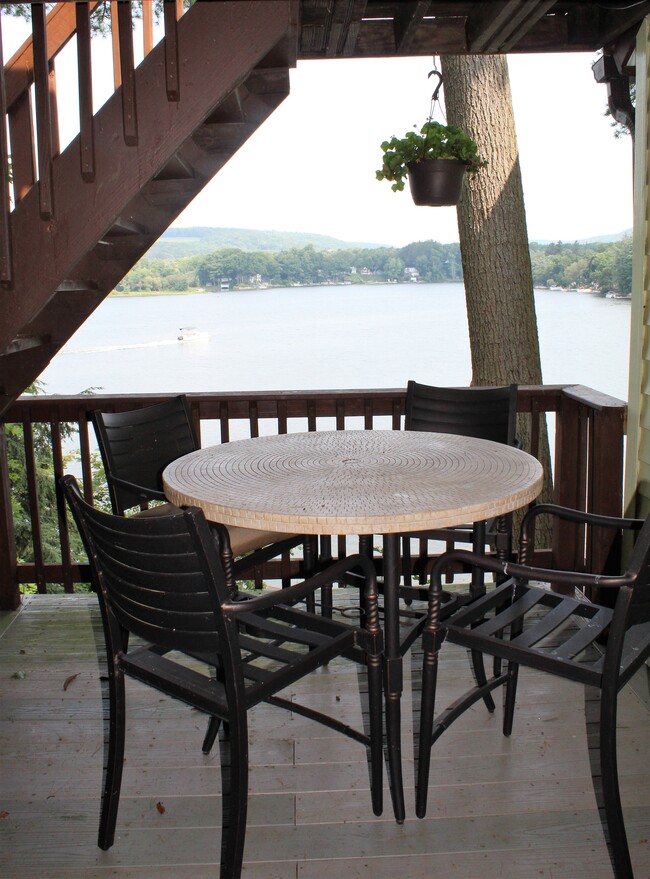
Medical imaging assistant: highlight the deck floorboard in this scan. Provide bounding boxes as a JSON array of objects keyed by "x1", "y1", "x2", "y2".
[{"x1": 2, "y1": 594, "x2": 650, "y2": 878}]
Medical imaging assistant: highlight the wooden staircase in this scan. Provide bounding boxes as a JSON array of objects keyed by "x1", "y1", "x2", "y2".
[{"x1": 0, "y1": 1, "x2": 296, "y2": 416}]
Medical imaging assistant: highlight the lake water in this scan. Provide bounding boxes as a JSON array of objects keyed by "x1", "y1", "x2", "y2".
[{"x1": 38, "y1": 283, "x2": 632, "y2": 402}]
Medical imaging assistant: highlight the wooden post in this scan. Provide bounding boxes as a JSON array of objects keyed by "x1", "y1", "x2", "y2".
[
  {"x1": 0, "y1": 426, "x2": 19, "y2": 610},
  {"x1": 0, "y1": 12, "x2": 12, "y2": 285},
  {"x1": 76, "y1": 1, "x2": 95, "y2": 182},
  {"x1": 31, "y1": 4, "x2": 54, "y2": 219}
]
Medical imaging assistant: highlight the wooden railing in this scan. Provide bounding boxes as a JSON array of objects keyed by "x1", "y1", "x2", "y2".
[{"x1": 0, "y1": 384, "x2": 627, "y2": 610}]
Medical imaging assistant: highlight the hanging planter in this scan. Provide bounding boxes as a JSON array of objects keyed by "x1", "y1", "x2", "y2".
[
  {"x1": 376, "y1": 120, "x2": 486, "y2": 207},
  {"x1": 406, "y1": 158, "x2": 467, "y2": 206},
  {"x1": 376, "y1": 70, "x2": 486, "y2": 207}
]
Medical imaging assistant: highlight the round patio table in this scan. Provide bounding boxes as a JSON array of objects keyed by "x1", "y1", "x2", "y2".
[{"x1": 163, "y1": 429, "x2": 543, "y2": 820}]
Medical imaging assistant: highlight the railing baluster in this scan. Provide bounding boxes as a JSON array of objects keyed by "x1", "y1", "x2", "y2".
[
  {"x1": 76, "y1": 1, "x2": 95, "y2": 182},
  {"x1": 31, "y1": 3, "x2": 54, "y2": 219},
  {"x1": 0, "y1": 426, "x2": 18, "y2": 609},
  {"x1": 336, "y1": 400, "x2": 345, "y2": 430},
  {"x1": 22, "y1": 421, "x2": 46, "y2": 593},
  {"x1": 277, "y1": 400, "x2": 288, "y2": 434},
  {"x1": 78, "y1": 419, "x2": 94, "y2": 504},
  {"x1": 142, "y1": 0, "x2": 154, "y2": 55},
  {"x1": 364, "y1": 398, "x2": 373, "y2": 429},
  {"x1": 0, "y1": 13, "x2": 12, "y2": 284},
  {"x1": 163, "y1": 0, "x2": 180, "y2": 101},
  {"x1": 110, "y1": 1, "x2": 120, "y2": 90},
  {"x1": 48, "y1": 58, "x2": 60, "y2": 159},
  {"x1": 7, "y1": 89, "x2": 36, "y2": 206},
  {"x1": 249, "y1": 401, "x2": 259, "y2": 438},
  {"x1": 50, "y1": 422, "x2": 73, "y2": 593},
  {"x1": 116, "y1": 1, "x2": 138, "y2": 146},
  {"x1": 307, "y1": 401, "x2": 316, "y2": 431},
  {"x1": 219, "y1": 401, "x2": 230, "y2": 443}
]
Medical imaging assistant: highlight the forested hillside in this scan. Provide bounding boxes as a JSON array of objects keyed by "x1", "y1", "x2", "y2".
[{"x1": 115, "y1": 235, "x2": 633, "y2": 295}]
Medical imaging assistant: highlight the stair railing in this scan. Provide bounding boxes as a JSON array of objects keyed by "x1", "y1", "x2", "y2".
[{"x1": 1, "y1": 1, "x2": 186, "y2": 283}]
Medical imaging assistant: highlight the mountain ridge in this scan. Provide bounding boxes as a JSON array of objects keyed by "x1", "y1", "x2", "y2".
[
  {"x1": 145, "y1": 226, "x2": 633, "y2": 260},
  {"x1": 146, "y1": 227, "x2": 385, "y2": 259}
]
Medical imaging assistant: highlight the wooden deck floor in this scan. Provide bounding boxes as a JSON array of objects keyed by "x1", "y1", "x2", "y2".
[{"x1": 2, "y1": 593, "x2": 650, "y2": 879}]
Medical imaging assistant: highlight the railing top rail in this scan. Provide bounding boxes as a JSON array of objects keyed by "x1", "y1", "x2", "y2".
[{"x1": 1, "y1": 384, "x2": 619, "y2": 424}]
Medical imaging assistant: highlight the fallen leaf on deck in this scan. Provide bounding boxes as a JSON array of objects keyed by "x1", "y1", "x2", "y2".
[
  {"x1": 11, "y1": 671, "x2": 25, "y2": 680},
  {"x1": 0, "y1": 810, "x2": 9, "y2": 820},
  {"x1": 156, "y1": 801, "x2": 166, "y2": 814},
  {"x1": 63, "y1": 673, "x2": 80, "y2": 692}
]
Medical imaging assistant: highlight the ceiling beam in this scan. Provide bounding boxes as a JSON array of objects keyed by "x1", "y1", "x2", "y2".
[
  {"x1": 321, "y1": 0, "x2": 368, "y2": 57},
  {"x1": 394, "y1": 1, "x2": 431, "y2": 54},
  {"x1": 466, "y1": 0, "x2": 556, "y2": 53},
  {"x1": 598, "y1": 0, "x2": 650, "y2": 50}
]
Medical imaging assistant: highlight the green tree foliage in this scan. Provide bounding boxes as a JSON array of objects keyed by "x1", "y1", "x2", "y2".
[
  {"x1": 116, "y1": 237, "x2": 632, "y2": 295},
  {"x1": 529, "y1": 236, "x2": 632, "y2": 294},
  {"x1": 118, "y1": 241, "x2": 465, "y2": 292}
]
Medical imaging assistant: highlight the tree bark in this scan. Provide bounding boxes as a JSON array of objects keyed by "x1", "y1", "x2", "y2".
[
  {"x1": 441, "y1": 54, "x2": 543, "y2": 385},
  {"x1": 441, "y1": 54, "x2": 553, "y2": 537}
]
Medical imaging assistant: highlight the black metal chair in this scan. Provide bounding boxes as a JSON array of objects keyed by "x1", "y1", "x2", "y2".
[
  {"x1": 91, "y1": 395, "x2": 305, "y2": 598},
  {"x1": 392, "y1": 381, "x2": 519, "y2": 658},
  {"x1": 61, "y1": 474, "x2": 383, "y2": 879},
  {"x1": 416, "y1": 503, "x2": 649, "y2": 879},
  {"x1": 404, "y1": 380, "x2": 518, "y2": 583}
]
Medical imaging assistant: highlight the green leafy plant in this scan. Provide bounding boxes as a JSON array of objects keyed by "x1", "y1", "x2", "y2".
[{"x1": 376, "y1": 120, "x2": 486, "y2": 192}]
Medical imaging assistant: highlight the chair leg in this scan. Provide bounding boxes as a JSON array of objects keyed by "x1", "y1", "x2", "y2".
[
  {"x1": 415, "y1": 646, "x2": 439, "y2": 819},
  {"x1": 217, "y1": 714, "x2": 249, "y2": 879},
  {"x1": 502, "y1": 660, "x2": 519, "y2": 736},
  {"x1": 590, "y1": 684, "x2": 635, "y2": 879},
  {"x1": 367, "y1": 653, "x2": 384, "y2": 816},
  {"x1": 303, "y1": 535, "x2": 317, "y2": 614},
  {"x1": 470, "y1": 521, "x2": 496, "y2": 713},
  {"x1": 202, "y1": 716, "x2": 222, "y2": 754},
  {"x1": 470, "y1": 647, "x2": 496, "y2": 713},
  {"x1": 98, "y1": 662, "x2": 126, "y2": 850}
]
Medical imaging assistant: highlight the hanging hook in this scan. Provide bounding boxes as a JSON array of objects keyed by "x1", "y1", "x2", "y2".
[{"x1": 428, "y1": 69, "x2": 443, "y2": 103}]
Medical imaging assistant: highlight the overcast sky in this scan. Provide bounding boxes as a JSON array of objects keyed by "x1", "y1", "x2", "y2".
[{"x1": 2, "y1": 12, "x2": 634, "y2": 247}]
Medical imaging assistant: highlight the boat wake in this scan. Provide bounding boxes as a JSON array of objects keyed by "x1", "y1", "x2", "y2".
[{"x1": 62, "y1": 339, "x2": 182, "y2": 355}]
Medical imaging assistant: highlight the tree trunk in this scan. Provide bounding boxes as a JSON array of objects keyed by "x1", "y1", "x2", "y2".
[
  {"x1": 441, "y1": 54, "x2": 542, "y2": 385},
  {"x1": 441, "y1": 54, "x2": 553, "y2": 540}
]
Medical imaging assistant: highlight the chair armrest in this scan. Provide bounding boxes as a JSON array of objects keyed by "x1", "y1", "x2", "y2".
[
  {"x1": 231, "y1": 534, "x2": 304, "y2": 575},
  {"x1": 521, "y1": 503, "x2": 643, "y2": 532},
  {"x1": 108, "y1": 474, "x2": 166, "y2": 502},
  {"x1": 519, "y1": 503, "x2": 644, "y2": 564},
  {"x1": 427, "y1": 547, "x2": 635, "y2": 610},
  {"x1": 224, "y1": 553, "x2": 379, "y2": 618}
]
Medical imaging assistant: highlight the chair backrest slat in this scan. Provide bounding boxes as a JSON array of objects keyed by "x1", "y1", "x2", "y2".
[
  {"x1": 92, "y1": 395, "x2": 198, "y2": 515},
  {"x1": 405, "y1": 381, "x2": 517, "y2": 446},
  {"x1": 62, "y1": 475, "x2": 227, "y2": 654}
]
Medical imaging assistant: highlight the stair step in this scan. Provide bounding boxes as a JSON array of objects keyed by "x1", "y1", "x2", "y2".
[
  {"x1": 55, "y1": 279, "x2": 100, "y2": 293},
  {"x1": 205, "y1": 88, "x2": 246, "y2": 124},
  {"x1": 246, "y1": 66, "x2": 291, "y2": 95},
  {"x1": 155, "y1": 152, "x2": 196, "y2": 182},
  {"x1": 102, "y1": 217, "x2": 147, "y2": 238},
  {"x1": 141, "y1": 176, "x2": 203, "y2": 207},
  {"x1": 94, "y1": 235, "x2": 156, "y2": 261},
  {"x1": 193, "y1": 121, "x2": 256, "y2": 153},
  {"x1": 1, "y1": 336, "x2": 47, "y2": 356}
]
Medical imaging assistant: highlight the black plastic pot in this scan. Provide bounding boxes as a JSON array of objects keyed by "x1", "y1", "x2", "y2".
[{"x1": 406, "y1": 159, "x2": 467, "y2": 206}]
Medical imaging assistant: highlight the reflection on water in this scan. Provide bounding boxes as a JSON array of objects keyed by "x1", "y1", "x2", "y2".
[{"x1": 38, "y1": 283, "x2": 631, "y2": 402}]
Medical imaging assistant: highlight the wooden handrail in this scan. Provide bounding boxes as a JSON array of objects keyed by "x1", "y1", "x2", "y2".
[{"x1": 4, "y1": 2, "x2": 103, "y2": 112}]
